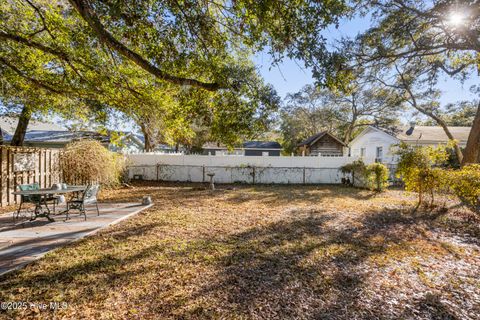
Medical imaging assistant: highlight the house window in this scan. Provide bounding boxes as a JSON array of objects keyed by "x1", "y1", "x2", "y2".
[
  {"x1": 376, "y1": 147, "x2": 383, "y2": 161},
  {"x1": 360, "y1": 147, "x2": 366, "y2": 157},
  {"x1": 262, "y1": 151, "x2": 269, "y2": 156}
]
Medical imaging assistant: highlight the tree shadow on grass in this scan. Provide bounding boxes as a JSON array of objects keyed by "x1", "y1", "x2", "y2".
[
  {"x1": 0, "y1": 199, "x2": 475, "y2": 319},
  {"x1": 175, "y1": 209, "x2": 413, "y2": 318},
  {"x1": 0, "y1": 241, "x2": 168, "y2": 318},
  {"x1": 176, "y1": 207, "x2": 476, "y2": 319},
  {"x1": 0, "y1": 218, "x2": 174, "y2": 313},
  {"x1": 399, "y1": 292, "x2": 461, "y2": 320},
  {"x1": 103, "y1": 182, "x2": 382, "y2": 212},
  {"x1": 106, "y1": 220, "x2": 169, "y2": 241}
]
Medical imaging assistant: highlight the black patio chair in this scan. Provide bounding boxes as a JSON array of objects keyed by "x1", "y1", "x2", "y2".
[{"x1": 66, "y1": 185, "x2": 100, "y2": 220}]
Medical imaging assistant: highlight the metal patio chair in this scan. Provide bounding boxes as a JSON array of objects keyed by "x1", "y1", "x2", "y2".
[{"x1": 66, "y1": 184, "x2": 100, "y2": 220}]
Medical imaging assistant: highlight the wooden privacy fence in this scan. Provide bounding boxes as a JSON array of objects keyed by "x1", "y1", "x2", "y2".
[{"x1": 0, "y1": 146, "x2": 62, "y2": 207}]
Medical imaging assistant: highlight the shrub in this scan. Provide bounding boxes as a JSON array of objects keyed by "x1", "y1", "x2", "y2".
[
  {"x1": 365, "y1": 163, "x2": 389, "y2": 192},
  {"x1": 449, "y1": 164, "x2": 480, "y2": 214},
  {"x1": 60, "y1": 140, "x2": 126, "y2": 186},
  {"x1": 393, "y1": 143, "x2": 480, "y2": 214},
  {"x1": 340, "y1": 159, "x2": 366, "y2": 186},
  {"x1": 395, "y1": 142, "x2": 450, "y2": 205}
]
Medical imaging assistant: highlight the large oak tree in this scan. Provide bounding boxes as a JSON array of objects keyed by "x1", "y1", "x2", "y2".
[
  {"x1": 338, "y1": 0, "x2": 480, "y2": 164},
  {"x1": 1, "y1": 0, "x2": 351, "y2": 147}
]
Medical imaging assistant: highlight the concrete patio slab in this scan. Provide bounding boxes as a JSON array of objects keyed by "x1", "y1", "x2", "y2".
[{"x1": 0, "y1": 202, "x2": 152, "y2": 276}]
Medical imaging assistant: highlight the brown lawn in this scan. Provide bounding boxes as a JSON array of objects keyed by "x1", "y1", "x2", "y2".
[{"x1": 0, "y1": 182, "x2": 479, "y2": 319}]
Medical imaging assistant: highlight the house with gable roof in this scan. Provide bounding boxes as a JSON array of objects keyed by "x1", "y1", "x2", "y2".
[
  {"x1": 349, "y1": 124, "x2": 471, "y2": 164},
  {"x1": 297, "y1": 131, "x2": 348, "y2": 156}
]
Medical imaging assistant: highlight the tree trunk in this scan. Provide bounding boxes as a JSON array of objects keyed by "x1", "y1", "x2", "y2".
[
  {"x1": 343, "y1": 99, "x2": 358, "y2": 144},
  {"x1": 343, "y1": 123, "x2": 354, "y2": 144},
  {"x1": 10, "y1": 105, "x2": 32, "y2": 146},
  {"x1": 433, "y1": 115, "x2": 464, "y2": 165},
  {"x1": 462, "y1": 101, "x2": 480, "y2": 165},
  {"x1": 140, "y1": 124, "x2": 153, "y2": 152}
]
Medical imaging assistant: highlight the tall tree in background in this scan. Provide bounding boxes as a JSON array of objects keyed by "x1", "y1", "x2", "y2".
[
  {"x1": 280, "y1": 83, "x2": 401, "y2": 154},
  {"x1": 336, "y1": 0, "x2": 480, "y2": 164},
  {"x1": 334, "y1": 79, "x2": 402, "y2": 144},
  {"x1": 280, "y1": 86, "x2": 344, "y2": 153},
  {"x1": 424, "y1": 100, "x2": 478, "y2": 126},
  {"x1": 366, "y1": 57, "x2": 466, "y2": 163}
]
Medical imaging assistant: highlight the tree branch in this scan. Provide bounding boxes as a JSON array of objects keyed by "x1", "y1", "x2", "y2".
[
  {"x1": 0, "y1": 57, "x2": 64, "y2": 94},
  {"x1": 23, "y1": 0, "x2": 56, "y2": 39},
  {"x1": 0, "y1": 31, "x2": 69, "y2": 61},
  {"x1": 434, "y1": 62, "x2": 468, "y2": 76},
  {"x1": 67, "y1": 0, "x2": 223, "y2": 91}
]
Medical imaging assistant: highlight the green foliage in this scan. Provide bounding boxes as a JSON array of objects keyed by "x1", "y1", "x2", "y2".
[
  {"x1": 395, "y1": 143, "x2": 480, "y2": 214},
  {"x1": 365, "y1": 163, "x2": 389, "y2": 192},
  {"x1": 449, "y1": 165, "x2": 480, "y2": 215},
  {"x1": 0, "y1": 0, "x2": 349, "y2": 147},
  {"x1": 421, "y1": 101, "x2": 477, "y2": 127},
  {"x1": 396, "y1": 142, "x2": 451, "y2": 173},
  {"x1": 341, "y1": 160, "x2": 389, "y2": 191},
  {"x1": 395, "y1": 142, "x2": 450, "y2": 205},
  {"x1": 340, "y1": 159, "x2": 366, "y2": 175},
  {"x1": 60, "y1": 140, "x2": 126, "y2": 186}
]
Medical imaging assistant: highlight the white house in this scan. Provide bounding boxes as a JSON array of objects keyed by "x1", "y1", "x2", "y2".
[{"x1": 349, "y1": 125, "x2": 472, "y2": 164}]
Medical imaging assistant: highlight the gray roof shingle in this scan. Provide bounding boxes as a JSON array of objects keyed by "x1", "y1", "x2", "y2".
[
  {"x1": 242, "y1": 141, "x2": 282, "y2": 149},
  {"x1": 394, "y1": 126, "x2": 471, "y2": 143},
  {"x1": 0, "y1": 116, "x2": 64, "y2": 135}
]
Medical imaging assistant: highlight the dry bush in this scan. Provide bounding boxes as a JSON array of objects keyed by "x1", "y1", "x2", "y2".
[{"x1": 60, "y1": 140, "x2": 126, "y2": 186}]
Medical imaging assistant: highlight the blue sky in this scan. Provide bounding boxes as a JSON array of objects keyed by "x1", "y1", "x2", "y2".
[
  {"x1": 255, "y1": 54, "x2": 478, "y2": 105},
  {"x1": 254, "y1": 15, "x2": 479, "y2": 107}
]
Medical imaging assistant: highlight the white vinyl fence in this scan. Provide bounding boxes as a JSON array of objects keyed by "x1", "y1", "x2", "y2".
[{"x1": 127, "y1": 154, "x2": 359, "y2": 184}]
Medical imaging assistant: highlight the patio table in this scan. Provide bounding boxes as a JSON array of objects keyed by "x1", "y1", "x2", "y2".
[{"x1": 12, "y1": 186, "x2": 86, "y2": 222}]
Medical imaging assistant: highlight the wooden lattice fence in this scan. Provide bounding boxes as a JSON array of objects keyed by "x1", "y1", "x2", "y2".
[{"x1": 0, "y1": 146, "x2": 62, "y2": 207}]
